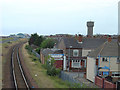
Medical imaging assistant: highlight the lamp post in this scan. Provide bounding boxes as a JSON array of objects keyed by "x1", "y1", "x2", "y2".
[{"x1": 68, "y1": 46, "x2": 72, "y2": 72}]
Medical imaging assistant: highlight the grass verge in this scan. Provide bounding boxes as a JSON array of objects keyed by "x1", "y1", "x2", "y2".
[
  {"x1": 22, "y1": 43, "x2": 70, "y2": 88},
  {"x1": 23, "y1": 43, "x2": 91, "y2": 88}
]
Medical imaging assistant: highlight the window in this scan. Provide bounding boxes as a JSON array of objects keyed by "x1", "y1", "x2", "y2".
[
  {"x1": 102, "y1": 57, "x2": 108, "y2": 62},
  {"x1": 117, "y1": 57, "x2": 120, "y2": 63},
  {"x1": 102, "y1": 58, "x2": 105, "y2": 61},
  {"x1": 112, "y1": 72, "x2": 120, "y2": 77},
  {"x1": 73, "y1": 50, "x2": 79, "y2": 57},
  {"x1": 72, "y1": 60, "x2": 81, "y2": 68}
]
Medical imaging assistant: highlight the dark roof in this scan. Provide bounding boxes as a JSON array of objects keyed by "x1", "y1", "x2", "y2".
[
  {"x1": 82, "y1": 38, "x2": 107, "y2": 49},
  {"x1": 62, "y1": 37, "x2": 82, "y2": 48},
  {"x1": 88, "y1": 40, "x2": 119, "y2": 57},
  {"x1": 17, "y1": 33, "x2": 24, "y2": 35},
  {"x1": 41, "y1": 48, "x2": 63, "y2": 56},
  {"x1": 41, "y1": 49, "x2": 54, "y2": 56}
]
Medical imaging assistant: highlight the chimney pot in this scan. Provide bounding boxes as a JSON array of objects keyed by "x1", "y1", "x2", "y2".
[{"x1": 108, "y1": 37, "x2": 112, "y2": 42}]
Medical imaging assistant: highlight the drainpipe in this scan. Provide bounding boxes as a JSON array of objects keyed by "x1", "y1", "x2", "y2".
[
  {"x1": 109, "y1": 56, "x2": 110, "y2": 74},
  {"x1": 98, "y1": 54, "x2": 100, "y2": 76}
]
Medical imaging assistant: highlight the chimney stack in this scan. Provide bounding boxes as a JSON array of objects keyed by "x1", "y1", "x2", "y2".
[
  {"x1": 87, "y1": 21, "x2": 94, "y2": 37},
  {"x1": 107, "y1": 36, "x2": 112, "y2": 42},
  {"x1": 78, "y1": 34, "x2": 82, "y2": 43}
]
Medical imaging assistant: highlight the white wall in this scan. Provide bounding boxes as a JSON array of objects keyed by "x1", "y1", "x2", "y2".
[
  {"x1": 82, "y1": 49, "x2": 91, "y2": 57},
  {"x1": 63, "y1": 56, "x2": 66, "y2": 70},
  {"x1": 87, "y1": 57, "x2": 97, "y2": 82}
]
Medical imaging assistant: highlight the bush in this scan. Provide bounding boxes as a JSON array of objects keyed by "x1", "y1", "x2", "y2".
[
  {"x1": 25, "y1": 45, "x2": 32, "y2": 52},
  {"x1": 33, "y1": 58, "x2": 37, "y2": 61},
  {"x1": 47, "y1": 65, "x2": 56, "y2": 76},
  {"x1": 35, "y1": 47, "x2": 41, "y2": 54},
  {"x1": 46, "y1": 65, "x2": 61, "y2": 76},
  {"x1": 44, "y1": 56, "x2": 61, "y2": 76}
]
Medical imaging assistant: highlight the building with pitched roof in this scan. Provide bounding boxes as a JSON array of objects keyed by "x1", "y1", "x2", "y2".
[
  {"x1": 81, "y1": 37, "x2": 107, "y2": 58},
  {"x1": 56, "y1": 37, "x2": 86, "y2": 72},
  {"x1": 40, "y1": 48, "x2": 63, "y2": 69},
  {"x1": 87, "y1": 39, "x2": 120, "y2": 82}
]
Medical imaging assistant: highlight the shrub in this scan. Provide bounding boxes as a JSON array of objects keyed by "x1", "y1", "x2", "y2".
[
  {"x1": 35, "y1": 47, "x2": 41, "y2": 54},
  {"x1": 44, "y1": 56, "x2": 61, "y2": 76},
  {"x1": 25, "y1": 45, "x2": 32, "y2": 52}
]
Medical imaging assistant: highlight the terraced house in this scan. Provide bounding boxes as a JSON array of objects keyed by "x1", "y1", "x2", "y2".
[
  {"x1": 87, "y1": 38, "x2": 120, "y2": 82},
  {"x1": 55, "y1": 36, "x2": 87, "y2": 72}
]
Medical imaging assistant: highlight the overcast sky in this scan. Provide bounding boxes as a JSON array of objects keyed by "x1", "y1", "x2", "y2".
[{"x1": 0, "y1": 0, "x2": 119, "y2": 36}]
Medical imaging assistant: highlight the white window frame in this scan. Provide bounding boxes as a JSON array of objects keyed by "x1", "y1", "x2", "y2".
[
  {"x1": 112, "y1": 72, "x2": 120, "y2": 77},
  {"x1": 102, "y1": 57, "x2": 108, "y2": 62},
  {"x1": 72, "y1": 60, "x2": 81, "y2": 68},
  {"x1": 73, "y1": 50, "x2": 79, "y2": 57}
]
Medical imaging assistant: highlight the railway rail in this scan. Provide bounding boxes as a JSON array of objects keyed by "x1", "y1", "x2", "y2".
[{"x1": 11, "y1": 44, "x2": 30, "y2": 89}]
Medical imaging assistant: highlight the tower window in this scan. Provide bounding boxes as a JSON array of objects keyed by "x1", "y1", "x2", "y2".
[{"x1": 102, "y1": 57, "x2": 108, "y2": 62}]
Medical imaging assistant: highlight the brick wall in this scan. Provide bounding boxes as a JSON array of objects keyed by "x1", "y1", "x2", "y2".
[
  {"x1": 95, "y1": 76, "x2": 104, "y2": 88},
  {"x1": 95, "y1": 76, "x2": 116, "y2": 89},
  {"x1": 54, "y1": 60, "x2": 63, "y2": 69},
  {"x1": 104, "y1": 79, "x2": 116, "y2": 89}
]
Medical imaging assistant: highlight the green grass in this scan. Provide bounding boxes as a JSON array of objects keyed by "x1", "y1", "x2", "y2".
[
  {"x1": 28, "y1": 54, "x2": 69, "y2": 88},
  {"x1": 24, "y1": 44, "x2": 70, "y2": 88}
]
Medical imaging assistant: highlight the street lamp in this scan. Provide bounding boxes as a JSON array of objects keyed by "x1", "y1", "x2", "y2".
[{"x1": 68, "y1": 46, "x2": 72, "y2": 72}]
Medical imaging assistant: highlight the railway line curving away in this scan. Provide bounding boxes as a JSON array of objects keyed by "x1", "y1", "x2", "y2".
[
  {"x1": 11, "y1": 44, "x2": 30, "y2": 89},
  {"x1": 2, "y1": 42, "x2": 38, "y2": 89}
]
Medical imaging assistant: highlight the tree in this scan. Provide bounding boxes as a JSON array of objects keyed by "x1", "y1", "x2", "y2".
[
  {"x1": 28, "y1": 33, "x2": 45, "y2": 46},
  {"x1": 40, "y1": 38, "x2": 56, "y2": 49},
  {"x1": 29, "y1": 33, "x2": 39, "y2": 45},
  {"x1": 34, "y1": 36, "x2": 45, "y2": 46}
]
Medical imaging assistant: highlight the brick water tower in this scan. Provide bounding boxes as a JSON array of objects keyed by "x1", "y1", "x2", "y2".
[{"x1": 87, "y1": 21, "x2": 94, "y2": 37}]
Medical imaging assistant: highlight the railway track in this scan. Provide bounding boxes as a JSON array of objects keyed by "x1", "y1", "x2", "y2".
[{"x1": 11, "y1": 44, "x2": 30, "y2": 89}]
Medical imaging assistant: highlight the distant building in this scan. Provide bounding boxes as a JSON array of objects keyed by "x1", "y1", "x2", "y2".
[
  {"x1": 9, "y1": 34, "x2": 16, "y2": 38},
  {"x1": 17, "y1": 33, "x2": 26, "y2": 38},
  {"x1": 45, "y1": 34, "x2": 73, "y2": 41},
  {"x1": 9, "y1": 33, "x2": 30, "y2": 38}
]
